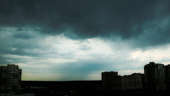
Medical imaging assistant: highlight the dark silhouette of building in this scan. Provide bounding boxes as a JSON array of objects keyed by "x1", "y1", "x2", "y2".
[
  {"x1": 121, "y1": 73, "x2": 144, "y2": 90},
  {"x1": 1, "y1": 62, "x2": 170, "y2": 96},
  {"x1": 0, "y1": 64, "x2": 22, "y2": 92},
  {"x1": 165, "y1": 64, "x2": 170, "y2": 90},
  {"x1": 102, "y1": 72, "x2": 144, "y2": 90},
  {"x1": 144, "y1": 62, "x2": 166, "y2": 91},
  {"x1": 102, "y1": 71, "x2": 121, "y2": 90}
]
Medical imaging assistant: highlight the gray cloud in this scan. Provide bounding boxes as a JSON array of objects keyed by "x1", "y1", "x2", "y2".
[
  {"x1": 0, "y1": 27, "x2": 45, "y2": 64},
  {"x1": 132, "y1": 17, "x2": 170, "y2": 47},
  {"x1": 0, "y1": 0, "x2": 170, "y2": 45},
  {"x1": 0, "y1": 56, "x2": 10, "y2": 64}
]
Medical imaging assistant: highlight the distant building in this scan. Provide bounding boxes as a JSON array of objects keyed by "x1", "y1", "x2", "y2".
[
  {"x1": 102, "y1": 71, "x2": 144, "y2": 90},
  {"x1": 121, "y1": 73, "x2": 144, "y2": 90},
  {"x1": 144, "y1": 62, "x2": 166, "y2": 91},
  {"x1": 165, "y1": 65, "x2": 170, "y2": 90},
  {"x1": 102, "y1": 71, "x2": 121, "y2": 90},
  {"x1": 0, "y1": 64, "x2": 22, "y2": 91}
]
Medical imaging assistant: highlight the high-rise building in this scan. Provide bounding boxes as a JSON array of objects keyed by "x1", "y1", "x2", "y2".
[
  {"x1": 0, "y1": 64, "x2": 22, "y2": 91},
  {"x1": 165, "y1": 64, "x2": 170, "y2": 90},
  {"x1": 144, "y1": 62, "x2": 166, "y2": 91}
]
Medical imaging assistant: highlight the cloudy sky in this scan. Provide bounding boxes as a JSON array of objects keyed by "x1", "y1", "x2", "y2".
[{"x1": 0, "y1": 0, "x2": 170, "y2": 81}]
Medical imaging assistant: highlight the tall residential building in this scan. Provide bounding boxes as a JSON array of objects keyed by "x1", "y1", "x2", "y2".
[
  {"x1": 165, "y1": 64, "x2": 170, "y2": 90},
  {"x1": 144, "y1": 62, "x2": 166, "y2": 91},
  {"x1": 0, "y1": 64, "x2": 22, "y2": 91}
]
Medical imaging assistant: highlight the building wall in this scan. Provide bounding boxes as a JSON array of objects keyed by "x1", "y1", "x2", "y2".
[
  {"x1": 165, "y1": 65, "x2": 170, "y2": 90},
  {"x1": 0, "y1": 64, "x2": 22, "y2": 91},
  {"x1": 144, "y1": 62, "x2": 166, "y2": 91},
  {"x1": 121, "y1": 73, "x2": 144, "y2": 90},
  {"x1": 102, "y1": 71, "x2": 121, "y2": 90}
]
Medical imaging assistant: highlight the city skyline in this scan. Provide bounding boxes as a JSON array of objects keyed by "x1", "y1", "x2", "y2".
[
  {"x1": 0, "y1": 0, "x2": 170, "y2": 81},
  {"x1": 0, "y1": 61, "x2": 169, "y2": 81},
  {"x1": 1, "y1": 62, "x2": 170, "y2": 96}
]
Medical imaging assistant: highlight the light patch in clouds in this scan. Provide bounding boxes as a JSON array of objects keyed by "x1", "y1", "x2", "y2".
[
  {"x1": 130, "y1": 44, "x2": 170, "y2": 64},
  {"x1": 42, "y1": 35, "x2": 114, "y2": 60}
]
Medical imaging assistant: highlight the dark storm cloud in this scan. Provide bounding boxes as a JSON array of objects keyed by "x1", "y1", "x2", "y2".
[
  {"x1": 13, "y1": 33, "x2": 34, "y2": 39},
  {"x1": 0, "y1": 0, "x2": 169, "y2": 38},
  {"x1": 0, "y1": 27, "x2": 45, "y2": 61},
  {"x1": 0, "y1": 56, "x2": 10, "y2": 64},
  {"x1": 133, "y1": 18, "x2": 170, "y2": 47},
  {"x1": 0, "y1": 0, "x2": 170, "y2": 46}
]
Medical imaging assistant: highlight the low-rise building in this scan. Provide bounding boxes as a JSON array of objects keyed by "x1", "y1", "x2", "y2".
[
  {"x1": 102, "y1": 71, "x2": 121, "y2": 90},
  {"x1": 121, "y1": 73, "x2": 144, "y2": 90}
]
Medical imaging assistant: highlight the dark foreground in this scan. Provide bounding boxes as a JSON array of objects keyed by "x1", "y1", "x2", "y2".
[
  {"x1": 1, "y1": 80, "x2": 170, "y2": 96},
  {"x1": 1, "y1": 89, "x2": 170, "y2": 96}
]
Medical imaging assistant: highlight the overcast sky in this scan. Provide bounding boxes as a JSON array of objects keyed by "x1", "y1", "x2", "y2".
[{"x1": 0, "y1": 0, "x2": 170, "y2": 81}]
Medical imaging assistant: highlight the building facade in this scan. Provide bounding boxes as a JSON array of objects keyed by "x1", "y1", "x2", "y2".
[
  {"x1": 121, "y1": 73, "x2": 144, "y2": 90},
  {"x1": 102, "y1": 62, "x2": 169, "y2": 91},
  {"x1": 102, "y1": 71, "x2": 121, "y2": 90},
  {"x1": 144, "y1": 62, "x2": 166, "y2": 91},
  {"x1": 0, "y1": 64, "x2": 22, "y2": 91},
  {"x1": 165, "y1": 65, "x2": 170, "y2": 90},
  {"x1": 102, "y1": 72, "x2": 144, "y2": 90}
]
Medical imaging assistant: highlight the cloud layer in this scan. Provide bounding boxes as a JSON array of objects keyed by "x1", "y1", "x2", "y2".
[
  {"x1": 0, "y1": 1, "x2": 170, "y2": 80},
  {"x1": 0, "y1": 0, "x2": 170, "y2": 45},
  {"x1": 0, "y1": 27, "x2": 170, "y2": 80}
]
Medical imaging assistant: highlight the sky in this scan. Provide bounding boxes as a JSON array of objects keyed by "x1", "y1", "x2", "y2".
[{"x1": 0, "y1": 0, "x2": 170, "y2": 81}]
